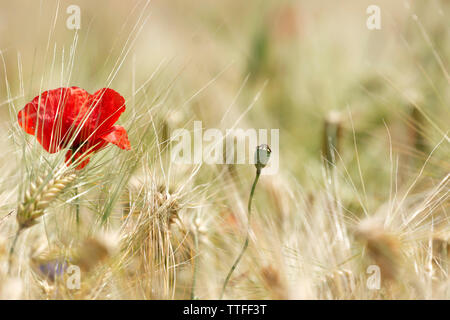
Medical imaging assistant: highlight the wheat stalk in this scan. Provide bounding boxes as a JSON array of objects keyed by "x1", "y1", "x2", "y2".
[{"x1": 8, "y1": 170, "x2": 77, "y2": 273}]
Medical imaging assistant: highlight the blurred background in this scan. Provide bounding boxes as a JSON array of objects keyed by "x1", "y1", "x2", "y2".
[
  {"x1": 1, "y1": 0, "x2": 448, "y2": 184},
  {"x1": 0, "y1": 0, "x2": 448, "y2": 299}
]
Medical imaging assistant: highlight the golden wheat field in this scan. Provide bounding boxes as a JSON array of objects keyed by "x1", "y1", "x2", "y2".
[{"x1": 0, "y1": 0, "x2": 448, "y2": 301}]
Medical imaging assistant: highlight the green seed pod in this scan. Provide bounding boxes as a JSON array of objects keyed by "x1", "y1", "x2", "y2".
[{"x1": 254, "y1": 144, "x2": 271, "y2": 171}]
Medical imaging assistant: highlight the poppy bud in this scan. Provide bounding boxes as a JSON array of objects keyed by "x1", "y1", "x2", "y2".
[{"x1": 254, "y1": 144, "x2": 271, "y2": 171}]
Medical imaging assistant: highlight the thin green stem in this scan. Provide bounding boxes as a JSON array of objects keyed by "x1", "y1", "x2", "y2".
[
  {"x1": 190, "y1": 230, "x2": 199, "y2": 300},
  {"x1": 75, "y1": 186, "x2": 80, "y2": 232},
  {"x1": 220, "y1": 169, "x2": 261, "y2": 299},
  {"x1": 8, "y1": 227, "x2": 22, "y2": 274}
]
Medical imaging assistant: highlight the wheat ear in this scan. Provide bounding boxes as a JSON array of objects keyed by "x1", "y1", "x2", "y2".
[{"x1": 8, "y1": 171, "x2": 77, "y2": 273}]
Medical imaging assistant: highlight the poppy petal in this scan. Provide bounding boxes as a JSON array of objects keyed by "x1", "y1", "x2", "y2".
[
  {"x1": 83, "y1": 88, "x2": 126, "y2": 139},
  {"x1": 18, "y1": 87, "x2": 90, "y2": 153},
  {"x1": 18, "y1": 87, "x2": 130, "y2": 170},
  {"x1": 18, "y1": 108, "x2": 37, "y2": 135},
  {"x1": 100, "y1": 125, "x2": 131, "y2": 150}
]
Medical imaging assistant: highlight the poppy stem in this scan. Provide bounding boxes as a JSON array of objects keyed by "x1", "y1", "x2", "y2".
[
  {"x1": 8, "y1": 227, "x2": 23, "y2": 274},
  {"x1": 220, "y1": 168, "x2": 261, "y2": 299}
]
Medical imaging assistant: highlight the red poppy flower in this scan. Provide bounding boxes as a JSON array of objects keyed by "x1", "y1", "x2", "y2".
[{"x1": 18, "y1": 86, "x2": 131, "y2": 169}]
